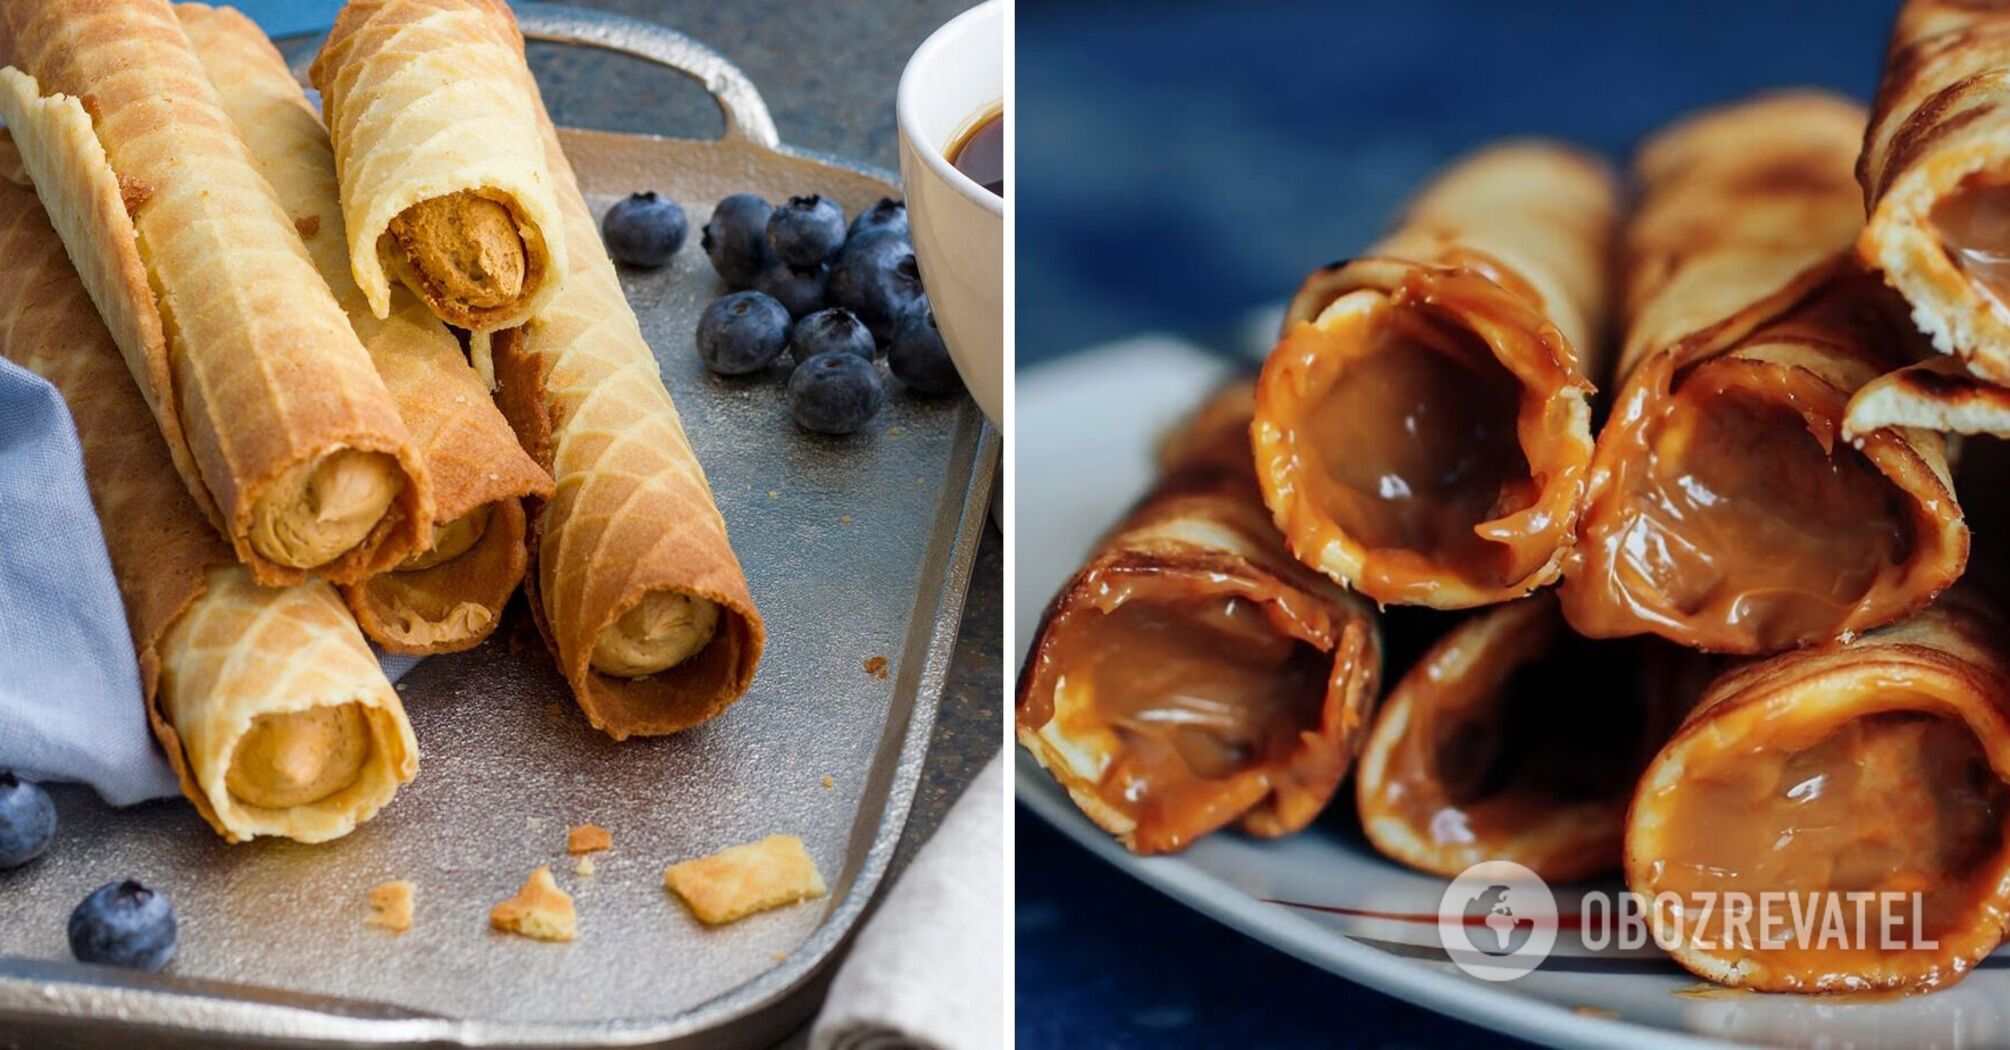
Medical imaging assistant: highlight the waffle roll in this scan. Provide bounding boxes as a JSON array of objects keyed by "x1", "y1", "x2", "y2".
[
  {"x1": 0, "y1": 0, "x2": 433, "y2": 585},
  {"x1": 1860, "y1": 0, "x2": 2010, "y2": 389},
  {"x1": 1355, "y1": 594, "x2": 1705, "y2": 882},
  {"x1": 310, "y1": 0, "x2": 566, "y2": 333},
  {"x1": 490, "y1": 79, "x2": 764, "y2": 738},
  {"x1": 179, "y1": 2, "x2": 551, "y2": 654},
  {"x1": 1560, "y1": 93, "x2": 1966, "y2": 654},
  {"x1": 1017, "y1": 384, "x2": 1382, "y2": 855},
  {"x1": 0, "y1": 133, "x2": 417, "y2": 844},
  {"x1": 1626, "y1": 593, "x2": 2010, "y2": 993},
  {"x1": 1251, "y1": 143, "x2": 1618, "y2": 608}
]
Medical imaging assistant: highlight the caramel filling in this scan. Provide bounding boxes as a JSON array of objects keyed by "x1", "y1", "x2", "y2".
[
  {"x1": 387, "y1": 190, "x2": 527, "y2": 315},
  {"x1": 225, "y1": 703, "x2": 372, "y2": 809},
  {"x1": 397, "y1": 502, "x2": 492, "y2": 572},
  {"x1": 1041, "y1": 578, "x2": 1329, "y2": 821},
  {"x1": 1299, "y1": 301, "x2": 1535, "y2": 587},
  {"x1": 1656, "y1": 710, "x2": 2010, "y2": 969},
  {"x1": 1605, "y1": 362, "x2": 1911, "y2": 650},
  {"x1": 1934, "y1": 177, "x2": 2010, "y2": 308},
  {"x1": 247, "y1": 449, "x2": 403, "y2": 569},
  {"x1": 1384, "y1": 633, "x2": 1647, "y2": 852}
]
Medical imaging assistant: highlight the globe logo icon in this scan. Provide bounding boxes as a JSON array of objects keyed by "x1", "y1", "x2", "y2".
[
  {"x1": 1439, "y1": 861, "x2": 1557, "y2": 981},
  {"x1": 1463, "y1": 884, "x2": 1534, "y2": 957}
]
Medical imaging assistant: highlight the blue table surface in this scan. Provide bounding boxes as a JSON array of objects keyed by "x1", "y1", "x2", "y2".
[{"x1": 1017, "y1": 1, "x2": 1899, "y2": 1046}]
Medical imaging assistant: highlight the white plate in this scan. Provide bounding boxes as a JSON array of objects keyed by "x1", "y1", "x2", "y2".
[{"x1": 1014, "y1": 338, "x2": 2010, "y2": 1050}]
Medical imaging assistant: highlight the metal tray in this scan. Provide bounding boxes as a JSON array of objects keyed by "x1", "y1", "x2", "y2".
[{"x1": 0, "y1": 5, "x2": 997, "y2": 1046}]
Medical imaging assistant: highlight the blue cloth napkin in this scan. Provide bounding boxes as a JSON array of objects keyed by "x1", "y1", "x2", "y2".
[{"x1": 0, "y1": 358, "x2": 178, "y2": 805}]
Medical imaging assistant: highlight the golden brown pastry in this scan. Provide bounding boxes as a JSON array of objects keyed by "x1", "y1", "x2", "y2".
[
  {"x1": 0, "y1": 132, "x2": 417, "y2": 844},
  {"x1": 1627, "y1": 593, "x2": 2010, "y2": 993},
  {"x1": 310, "y1": 0, "x2": 566, "y2": 332},
  {"x1": 1251, "y1": 142, "x2": 1618, "y2": 608},
  {"x1": 489, "y1": 75, "x2": 765, "y2": 737},
  {"x1": 1560, "y1": 92, "x2": 1966, "y2": 654},
  {"x1": 0, "y1": 0, "x2": 432, "y2": 585},
  {"x1": 1018, "y1": 384, "x2": 1381, "y2": 854},
  {"x1": 1355, "y1": 594, "x2": 1705, "y2": 882},
  {"x1": 1861, "y1": 0, "x2": 2010, "y2": 387},
  {"x1": 176, "y1": 1, "x2": 552, "y2": 654}
]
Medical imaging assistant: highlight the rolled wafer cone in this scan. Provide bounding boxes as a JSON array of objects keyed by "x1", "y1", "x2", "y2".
[
  {"x1": 1561, "y1": 92, "x2": 1966, "y2": 654},
  {"x1": 0, "y1": 132, "x2": 417, "y2": 844},
  {"x1": 1861, "y1": 0, "x2": 2010, "y2": 385},
  {"x1": 310, "y1": 0, "x2": 566, "y2": 332},
  {"x1": 1252, "y1": 142, "x2": 1618, "y2": 608},
  {"x1": 1354, "y1": 594, "x2": 1707, "y2": 883},
  {"x1": 178, "y1": 2, "x2": 551, "y2": 654},
  {"x1": 1627, "y1": 592, "x2": 2010, "y2": 993},
  {"x1": 1018, "y1": 384, "x2": 1382, "y2": 854},
  {"x1": 0, "y1": 0, "x2": 433, "y2": 585},
  {"x1": 490, "y1": 87, "x2": 763, "y2": 739}
]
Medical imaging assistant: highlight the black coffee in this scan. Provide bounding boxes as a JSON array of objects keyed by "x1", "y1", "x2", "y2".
[{"x1": 947, "y1": 106, "x2": 1003, "y2": 197}]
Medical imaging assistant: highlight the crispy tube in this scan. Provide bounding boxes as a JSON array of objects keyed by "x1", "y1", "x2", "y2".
[
  {"x1": 1355, "y1": 594, "x2": 1704, "y2": 882},
  {"x1": 1861, "y1": 0, "x2": 2010, "y2": 386},
  {"x1": 1251, "y1": 142, "x2": 1618, "y2": 608},
  {"x1": 1626, "y1": 593, "x2": 2010, "y2": 994},
  {"x1": 0, "y1": 0, "x2": 433, "y2": 585},
  {"x1": 491, "y1": 75, "x2": 764, "y2": 738},
  {"x1": 310, "y1": 0, "x2": 566, "y2": 332},
  {"x1": 0, "y1": 134, "x2": 417, "y2": 844},
  {"x1": 1017, "y1": 384, "x2": 1382, "y2": 855},
  {"x1": 178, "y1": 3, "x2": 551, "y2": 654},
  {"x1": 1560, "y1": 92, "x2": 1966, "y2": 654}
]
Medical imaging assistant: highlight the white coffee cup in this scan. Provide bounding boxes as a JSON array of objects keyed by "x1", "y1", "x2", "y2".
[{"x1": 897, "y1": 0, "x2": 1004, "y2": 427}]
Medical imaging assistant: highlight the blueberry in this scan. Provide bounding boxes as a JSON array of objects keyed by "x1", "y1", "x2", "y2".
[
  {"x1": 888, "y1": 304, "x2": 964, "y2": 397},
  {"x1": 788, "y1": 351, "x2": 885, "y2": 435},
  {"x1": 766, "y1": 194, "x2": 847, "y2": 267},
  {"x1": 790, "y1": 308, "x2": 876, "y2": 366},
  {"x1": 695, "y1": 291, "x2": 792, "y2": 376},
  {"x1": 68, "y1": 880, "x2": 176, "y2": 971},
  {"x1": 847, "y1": 197, "x2": 908, "y2": 242},
  {"x1": 602, "y1": 191, "x2": 687, "y2": 268},
  {"x1": 702, "y1": 193, "x2": 773, "y2": 288},
  {"x1": 754, "y1": 259, "x2": 828, "y2": 318},
  {"x1": 0, "y1": 772, "x2": 55, "y2": 868},
  {"x1": 829, "y1": 230, "x2": 924, "y2": 343}
]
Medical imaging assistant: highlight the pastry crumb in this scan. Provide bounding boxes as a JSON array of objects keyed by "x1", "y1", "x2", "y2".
[
  {"x1": 863, "y1": 655, "x2": 889, "y2": 680},
  {"x1": 768, "y1": 489, "x2": 779, "y2": 499},
  {"x1": 116, "y1": 172, "x2": 154, "y2": 216},
  {"x1": 886, "y1": 426, "x2": 902, "y2": 437},
  {"x1": 545, "y1": 703, "x2": 564, "y2": 719},
  {"x1": 771, "y1": 951, "x2": 786, "y2": 963},
  {"x1": 365, "y1": 880, "x2": 415, "y2": 933},
  {"x1": 1572, "y1": 1005, "x2": 1621, "y2": 1019},
  {"x1": 490, "y1": 866, "x2": 576, "y2": 942},
  {"x1": 839, "y1": 514, "x2": 853, "y2": 525},
  {"x1": 575, "y1": 855, "x2": 597, "y2": 877},
  {"x1": 665, "y1": 835, "x2": 827, "y2": 925},
  {"x1": 568, "y1": 824, "x2": 612, "y2": 854},
  {"x1": 294, "y1": 213, "x2": 320, "y2": 239},
  {"x1": 821, "y1": 775, "x2": 834, "y2": 790}
]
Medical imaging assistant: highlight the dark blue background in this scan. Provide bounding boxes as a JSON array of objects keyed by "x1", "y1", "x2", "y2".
[
  {"x1": 1017, "y1": 1, "x2": 1897, "y2": 1046},
  {"x1": 1017, "y1": 0, "x2": 1899, "y2": 367}
]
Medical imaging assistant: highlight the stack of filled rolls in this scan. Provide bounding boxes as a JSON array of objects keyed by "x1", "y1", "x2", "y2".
[
  {"x1": 0, "y1": 0, "x2": 763, "y2": 841},
  {"x1": 1019, "y1": 0, "x2": 2010, "y2": 996}
]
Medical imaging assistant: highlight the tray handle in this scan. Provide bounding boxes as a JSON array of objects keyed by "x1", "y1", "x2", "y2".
[{"x1": 514, "y1": 1, "x2": 782, "y2": 148}]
